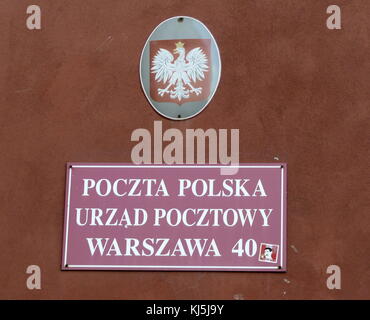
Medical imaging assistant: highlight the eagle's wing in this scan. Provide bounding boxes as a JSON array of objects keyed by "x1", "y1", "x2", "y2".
[
  {"x1": 151, "y1": 49, "x2": 175, "y2": 83},
  {"x1": 185, "y1": 47, "x2": 208, "y2": 83}
]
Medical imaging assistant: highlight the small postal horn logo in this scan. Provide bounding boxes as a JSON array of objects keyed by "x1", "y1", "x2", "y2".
[
  {"x1": 140, "y1": 16, "x2": 221, "y2": 120},
  {"x1": 150, "y1": 39, "x2": 211, "y2": 104}
]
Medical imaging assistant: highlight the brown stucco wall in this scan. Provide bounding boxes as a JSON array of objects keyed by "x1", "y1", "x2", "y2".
[{"x1": 0, "y1": 0, "x2": 368, "y2": 299}]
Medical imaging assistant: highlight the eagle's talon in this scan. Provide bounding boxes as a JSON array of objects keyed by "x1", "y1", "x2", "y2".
[
  {"x1": 190, "y1": 87, "x2": 202, "y2": 95},
  {"x1": 158, "y1": 88, "x2": 169, "y2": 96}
]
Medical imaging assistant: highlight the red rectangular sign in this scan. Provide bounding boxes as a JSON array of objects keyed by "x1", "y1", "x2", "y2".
[{"x1": 62, "y1": 164, "x2": 287, "y2": 271}]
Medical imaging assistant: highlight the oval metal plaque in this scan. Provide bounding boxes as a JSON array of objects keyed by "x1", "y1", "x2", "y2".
[{"x1": 140, "y1": 16, "x2": 221, "y2": 120}]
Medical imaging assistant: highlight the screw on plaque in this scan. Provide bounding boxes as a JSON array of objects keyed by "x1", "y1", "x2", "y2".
[{"x1": 177, "y1": 17, "x2": 184, "y2": 23}]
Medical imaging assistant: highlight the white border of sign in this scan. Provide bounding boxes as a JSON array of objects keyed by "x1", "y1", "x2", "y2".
[{"x1": 62, "y1": 164, "x2": 286, "y2": 271}]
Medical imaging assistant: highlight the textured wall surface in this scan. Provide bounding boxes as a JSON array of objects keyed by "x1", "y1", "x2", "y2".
[{"x1": 0, "y1": 0, "x2": 368, "y2": 299}]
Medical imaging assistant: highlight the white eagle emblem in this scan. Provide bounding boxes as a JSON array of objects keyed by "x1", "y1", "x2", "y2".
[{"x1": 151, "y1": 41, "x2": 209, "y2": 101}]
